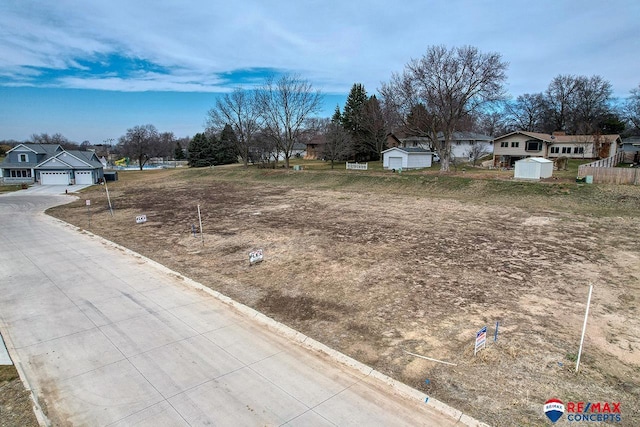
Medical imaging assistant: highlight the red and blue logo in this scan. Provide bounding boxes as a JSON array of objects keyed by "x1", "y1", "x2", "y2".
[
  {"x1": 544, "y1": 398, "x2": 622, "y2": 423},
  {"x1": 544, "y1": 398, "x2": 565, "y2": 423}
]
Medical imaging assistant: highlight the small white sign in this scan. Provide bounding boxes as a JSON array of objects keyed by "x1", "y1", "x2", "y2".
[
  {"x1": 474, "y1": 326, "x2": 487, "y2": 356},
  {"x1": 249, "y1": 249, "x2": 263, "y2": 264},
  {"x1": 136, "y1": 215, "x2": 147, "y2": 224},
  {"x1": 85, "y1": 199, "x2": 91, "y2": 206}
]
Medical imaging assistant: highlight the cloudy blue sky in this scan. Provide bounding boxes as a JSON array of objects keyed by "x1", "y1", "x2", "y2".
[{"x1": 1, "y1": 0, "x2": 638, "y2": 144}]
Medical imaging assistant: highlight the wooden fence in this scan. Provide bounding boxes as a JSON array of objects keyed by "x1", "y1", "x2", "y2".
[
  {"x1": 346, "y1": 162, "x2": 368, "y2": 170},
  {"x1": 578, "y1": 152, "x2": 640, "y2": 185}
]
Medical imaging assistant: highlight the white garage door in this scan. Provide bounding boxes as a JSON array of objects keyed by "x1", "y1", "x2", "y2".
[
  {"x1": 41, "y1": 171, "x2": 69, "y2": 185},
  {"x1": 75, "y1": 171, "x2": 93, "y2": 184},
  {"x1": 389, "y1": 157, "x2": 403, "y2": 170}
]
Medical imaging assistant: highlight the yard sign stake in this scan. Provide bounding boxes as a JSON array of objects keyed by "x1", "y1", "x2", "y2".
[
  {"x1": 86, "y1": 199, "x2": 91, "y2": 228},
  {"x1": 197, "y1": 204, "x2": 204, "y2": 247},
  {"x1": 575, "y1": 283, "x2": 593, "y2": 373},
  {"x1": 104, "y1": 180, "x2": 114, "y2": 217}
]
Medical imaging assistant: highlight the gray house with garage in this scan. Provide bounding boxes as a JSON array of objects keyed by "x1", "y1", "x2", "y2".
[{"x1": 0, "y1": 143, "x2": 104, "y2": 185}]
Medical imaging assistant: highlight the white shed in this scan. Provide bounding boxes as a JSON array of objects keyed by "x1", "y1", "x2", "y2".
[
  {"x1": 514, "y1": 157, "x2": 553, "y2": 179},
  {"x1": 382, "y1": 147, "x2": 432, "y2": 170}
]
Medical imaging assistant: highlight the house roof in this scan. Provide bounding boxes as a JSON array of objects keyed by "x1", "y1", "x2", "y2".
[
  {"x1": 437, "y1": 131, "x2": 493, "y2": 142},
  {"x1": 1, "y1": 144, "x2": 103, "y2": 171},
  {"x1": 392, "y1": 132, "x2": 494, "y2": 143},
  {"x1": 70, "y1": 150, "x2": 103, "y2": 168},
  {"x1": 41, "y1": 150, "x2": 103, "y2": 169},
  {"x1": 495, "y1": 131, "x2": 621, "y2": 144},
  {"x1": 516, "y1": 157, "x2": 553, "y2": 164},
  {"x1": 382, "y1": 147, "x2": 431, "y2": 154},
  {"x1": 622, "y1": 136, "x2": 640, "y2": 145},
  {"x1": 7, "y1": 143, "x2": 62, "y2": 155}
]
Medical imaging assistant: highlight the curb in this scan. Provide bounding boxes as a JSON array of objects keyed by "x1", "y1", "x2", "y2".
[
  {"x1": 47, "y1": 215, "x2": 490, "y2": 427},
  {"x1": 0, "y1": 322, "x2": 51, "y2": 426}
]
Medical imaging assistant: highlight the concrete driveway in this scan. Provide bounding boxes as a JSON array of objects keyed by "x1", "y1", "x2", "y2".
[
  {"x1": 15, "y1": 183, "x2": 94, "y2": 195},
  {"x1": 0, "y1": 191, "x2": 477, "y2": 426}
]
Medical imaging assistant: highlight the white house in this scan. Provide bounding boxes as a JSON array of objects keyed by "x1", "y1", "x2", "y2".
[
  {"x1": 382, "y1": 147, "x2": 432, "y2": 170},
  {"x1": 514, "y1": 157, "x2": 553, "y2": 180},
  {"x1": 387, "y1": 132, "x2": 493, "y2": 162},
  {"x1": 493, "y1": 131, "x2": 622, "y2": 167},
  {"x1": 438, "y1": 132, "x2": 494, "y2": 161}
]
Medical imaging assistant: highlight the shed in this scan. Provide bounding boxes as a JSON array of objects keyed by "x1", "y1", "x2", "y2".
[
  {"x1": 103, "y1": 171, "x2": 118, "y2": 182},
  {"x1": 382, "y1": 147, "x2": 432, "y2": 170},
  {"x1": 514, "y1": 157, "x2": 553, "y2": 180}
]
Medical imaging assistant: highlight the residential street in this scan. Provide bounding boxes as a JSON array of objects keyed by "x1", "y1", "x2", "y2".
[{"x1": 0, "y1": 187, "x2": 467, "y2": 426}]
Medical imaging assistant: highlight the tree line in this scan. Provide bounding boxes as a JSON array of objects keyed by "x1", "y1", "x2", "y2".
[{"x1": 4, "y1": 45, "x2": 640, "y2": 172}]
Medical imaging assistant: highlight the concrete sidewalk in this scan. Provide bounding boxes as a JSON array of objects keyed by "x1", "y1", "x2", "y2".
[
  {"x1": 0, "y1": 333, "x2": 12, "y2": 365},
  {"x1": 0, "y1": 193, "x2": 486, "y2": 426}
]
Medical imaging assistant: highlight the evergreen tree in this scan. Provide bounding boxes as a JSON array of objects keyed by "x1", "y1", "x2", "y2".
[
  {"x1": 342, "y1": 83, "x2": 369, "y2": 161},
  {"x1": 174, "y1": 141, "x2": 186, "y2": 160},
  {"x1": 331, "y1": 105, "x2": 342, "y2": 124},
  {"x1": 214, "y1": 124, "x2": 239, "y2": 165},
  {"x1": 188, "y1": 133, "x2": 215, "y2": 167}
]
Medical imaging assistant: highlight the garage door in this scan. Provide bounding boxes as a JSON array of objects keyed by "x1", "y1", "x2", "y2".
[
  {"x1": 389, "y1": 157, "x2": 403, "y2": 170},
  {"x1": 41, "y1": 171, "x2": 69, "y2": 185},
  {"x1": 75, "y1": 171, "x2": 93, "y2": 185}
]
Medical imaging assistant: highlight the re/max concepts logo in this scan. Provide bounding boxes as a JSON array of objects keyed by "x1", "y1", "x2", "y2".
[{"x1": 544, "y1": 398, "x2": 622, "y2": 423}]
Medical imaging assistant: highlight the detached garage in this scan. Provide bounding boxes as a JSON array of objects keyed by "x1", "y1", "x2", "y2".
[
  {"x1": 514, "y1": 157, "x2": 553, "y2": 180},
  {"x1": 382, "y1": 147, "x2": 433, "y2": 170}
]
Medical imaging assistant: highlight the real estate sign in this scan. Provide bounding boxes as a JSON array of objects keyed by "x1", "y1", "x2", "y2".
[
  {"x1": 249, "y1": 249, "x2": 264, "y2": 265},
  {"x1": 475, "y1": 326, "x2": 487, "y2": 356}
]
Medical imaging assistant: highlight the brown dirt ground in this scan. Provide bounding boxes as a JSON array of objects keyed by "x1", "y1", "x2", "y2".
[
  {"x1": 46, "y1": 169, "x2": 640, "y2": 427},
  {"x1": 0, "y1": 365, "x2": 39, "y2": 427}
]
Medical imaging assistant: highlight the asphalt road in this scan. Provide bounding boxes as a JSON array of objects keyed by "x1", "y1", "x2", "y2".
[{"x1": 0, "y1": 186, "x2": 470, "y2": 426}]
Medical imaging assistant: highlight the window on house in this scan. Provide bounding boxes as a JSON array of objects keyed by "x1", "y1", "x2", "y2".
[
  {"x1": 551, "y1": 147, "x2": 559, "y2": 154},
  {"x1": 511, "y1": 142, "x2": 519, "y2": 148},
  {"x1": 19, "y1": 153, "x2": 28, "y2": 162},
  {"x1": 562, "y1": 147, "x2": 571, "y2": 154},
  {"x1": 525, "y1": 141, "x2": 542, "y2": 151},
  {"x1": 574, "y1": 147, "x2": 584, "y2": 154},
  {"x1": 500, "y1": 142, "x2": 508, "y2": 147},
  {"x1": 10, "y1": 170, "x2": 31, "y2": 177}
]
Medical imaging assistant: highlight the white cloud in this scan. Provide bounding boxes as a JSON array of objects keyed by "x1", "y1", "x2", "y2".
[{"x1": 0, "y1": 0, "x2": 639, "y2": 96}]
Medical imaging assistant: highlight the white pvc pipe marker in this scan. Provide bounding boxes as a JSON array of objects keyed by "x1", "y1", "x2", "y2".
[
  {"x1": 575, "y1": 283, "x2": 593, "y2": 373},
  {"x1": 197, "y1": 204, "x2": 204, "y2": 247}
]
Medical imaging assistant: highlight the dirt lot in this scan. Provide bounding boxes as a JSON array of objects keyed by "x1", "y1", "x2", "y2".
[
  {"x1": 47, "y1": 168, "x2": 639, "y2": 426},
  {"x1": 0, "y1": 365, "x2": 39, "y2": 427}
]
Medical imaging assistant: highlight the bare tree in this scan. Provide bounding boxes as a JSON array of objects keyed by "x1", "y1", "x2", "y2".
[
  {"x1": 624, "y1": 83, "x2": 640, "y2": 133},
  {"x1": 321, "y1": 118, "x2": 352, "y2": 169},
  {"x1": 157, "y1": 132, "x2": 176, "y2": 160},
  {"x1": 29, "y1": 132, "x2": 80, "y2": 150},
  {"x1": 249, "y1": 131, "x2": 278, "y2": 165},
  {"x1": 380, "y1": 45, "x2": 507, "y2": 172},
  {"x1": 361, "y1": 95, "x2": 388, "y2": 161},
  {"x1": 117, "y1": 124, "x2": 159, "y2": 170},
  {"x1": 572, "y1": 75, "x2": 613, "y2": 134},
  {"x1": 464, "y1": 143, "x2": 492, "y2": 166},
  {"x1": 257, "y1": 74, "x2": 323, "y2": 169},
  {"x1": 543, "y1": 75, "x2": 580, "y2": 133},
  {"x1": 506, "y1": 93, "x2": 546, "y2": 131},
  {"x1": 207, "y1": 88, "x2": 261, "y2": 167},
  {"x1": 474, "y1": 108, "x2": 510, "y2": 136}
]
